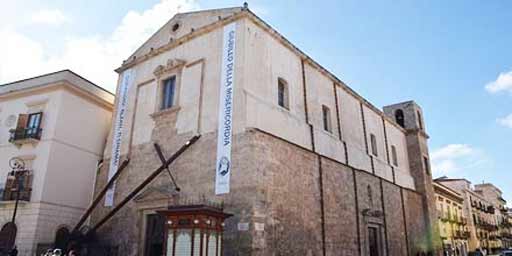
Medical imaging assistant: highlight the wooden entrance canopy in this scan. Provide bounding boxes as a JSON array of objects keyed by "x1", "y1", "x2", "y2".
[{"x1": 158, "y1": 205, "x2": 232, "y2": 256}]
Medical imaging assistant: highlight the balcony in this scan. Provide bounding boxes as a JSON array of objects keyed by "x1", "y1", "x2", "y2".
[
  {"x1": 441, "y1": 212, "x2": 450, "y2": 222},
  {"x1": 9, "y1": 128, "x2": 42, "y2": 145}
]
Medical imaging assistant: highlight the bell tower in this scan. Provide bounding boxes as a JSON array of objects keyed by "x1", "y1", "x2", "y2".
[{"x1": 383, "y1": 101, "x2": 440, "y2": 253}]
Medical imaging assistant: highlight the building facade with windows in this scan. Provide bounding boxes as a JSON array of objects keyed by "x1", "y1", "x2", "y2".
[
  {"x1": 0, "y1": 70, "x2": 114, "y2": 255},
  {"x1": 504, "y1": 210, "x2": 512, "y2": 249},
  {"x1": 436, "y1": 178, "x2": 510, "y2": 254},
  {"x1": 90, "y1": 5, "x2": 441, "y2": 256},
  {"x1": 474, "y1": 183, "x2": 510, "y2": 252},
  {"x1": 434, "y1": 181, "x2": 469, "y2": 255}
]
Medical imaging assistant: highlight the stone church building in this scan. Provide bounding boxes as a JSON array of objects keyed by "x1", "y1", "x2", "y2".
[{"x1": 91, "y1": 5, "x2": 440, "y2": 256}]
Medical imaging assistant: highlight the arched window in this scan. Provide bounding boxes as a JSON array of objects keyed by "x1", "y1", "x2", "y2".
[
  {"x1": 277, "y1": 78, "x2": 289, "y2": 109},
  {"x1": 370, "y1": 133, "x2": 378, "y2": 156},
  {"x1": 367, "y1": 185, "x2": 373, "y2": 208},
  {"x1": 0, "y1": 222, "x2": 17, "y2": 251},
  {"x1": 423, "y1": 156, "x2": 430, "y2": 175},
  {"x1": 395, "y1": 109, "x2": 405, "y2": 128},
  {"x1": 391, "y1": 145, "x2": 398, "y2": 166},
  {"x1": 322, "y1": 105, "x2": 332, "y2": 133},
  {"x1": 417, "y1": 111, "x2": 423, "y2": 130},
  {"x1": 54, "y1": 226, "x2": 70, "y2": 251}
]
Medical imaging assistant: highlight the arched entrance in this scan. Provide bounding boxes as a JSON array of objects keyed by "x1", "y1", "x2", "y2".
[
  {"x1": 0, "y1": 222, "x2": 17, "y2": 253},
  {"x1": 54, "y1": 226, "x2": 71, "y2": 251}
]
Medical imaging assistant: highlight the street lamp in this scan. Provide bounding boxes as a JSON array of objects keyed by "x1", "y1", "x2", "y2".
[{"x1": 8, "y1": 157, "x2": 28, "y2": 224}]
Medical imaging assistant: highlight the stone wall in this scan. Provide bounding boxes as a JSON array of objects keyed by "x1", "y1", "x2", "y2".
[{"x1": 91, "y1": 128, "x2": 431, "y2": 256}]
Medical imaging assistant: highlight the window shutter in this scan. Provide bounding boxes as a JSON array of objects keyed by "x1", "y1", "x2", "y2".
[
  {"x1": 2, "y1": 177, "x2": 15, "y2": 201},
  {"x1": 20, "y1": 172, "x2": 32, "y2": 201},
  {"x1": 16, "y1": 114, "x2": 29, "y2": 130}
]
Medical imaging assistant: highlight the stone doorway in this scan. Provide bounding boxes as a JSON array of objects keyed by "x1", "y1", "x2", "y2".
[
  {"x1": 144, "y1": 214, "x2": 166, "y2": 256},
  {"x1": 368, "y1": 226, "x2": 380, "y2": 256}
]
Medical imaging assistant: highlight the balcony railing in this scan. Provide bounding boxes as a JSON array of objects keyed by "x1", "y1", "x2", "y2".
[
  {"x1": 441, "y1": 212, "x2": 450, "y2": 222},
  {"x1": 9, "y1": 128, "x2": 42, "y2": 145}
]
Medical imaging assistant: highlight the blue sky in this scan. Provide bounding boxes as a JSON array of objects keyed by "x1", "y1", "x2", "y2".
[{"x1": 1, "y1": 0, "x2": 510, "y2": 204}]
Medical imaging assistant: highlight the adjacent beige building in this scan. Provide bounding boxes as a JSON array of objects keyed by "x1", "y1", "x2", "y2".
[
  {"x1": 474, "y1": 183, "x2": 509, "y2": 252},
  {"x1": 434, "y1": 181, "x2": 470, "y2": 255},
  {"x1": 436, "y1": 178, "x2": 510, "y2": 254},
  {"x1": 0, "y1": 70, "x2": 114, "y2": 255}
]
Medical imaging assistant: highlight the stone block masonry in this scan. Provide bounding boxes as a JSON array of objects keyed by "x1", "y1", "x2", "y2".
[{"x1": 91, "y1": 128, "x2": 431, "y2": 256}]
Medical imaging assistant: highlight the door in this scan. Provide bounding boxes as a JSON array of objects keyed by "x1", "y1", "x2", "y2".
[
  {"x1": 0, "y1": 222, "x2": 17, "y2": 253},
  {"x1": 368, "y1": 226, "x2": 380, "y2": 256},
  {"x1": 145, "y1": 214, "x2": 166, "y2": 256},
  {"x1": 54, "y1": 227, "x2": 70, "y2": 251}
]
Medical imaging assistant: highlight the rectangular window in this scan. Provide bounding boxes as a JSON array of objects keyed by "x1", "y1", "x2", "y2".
[
  {"x1": 322, "y1": 105, "x2": 332, "y2": 133},
  {"x1": 27, "y1": 112, "x2": 42, "y2": 135},
  {"x1": 370, "y1": 134, "x2": 378, "y2": 156},
  {"x1": 424, "y1": 156, "x2": 430, "y2": 175},
  {"x1": 161, "y1": 76, "x2": 176, "y2": 110},
  {"x1": 391, "y1": 145, "x2": 398, "y2": 166}
]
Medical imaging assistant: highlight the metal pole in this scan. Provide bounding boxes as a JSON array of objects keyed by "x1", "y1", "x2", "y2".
[{"x1": 10, "y1": 177, "x2": 22, "y2": 223}]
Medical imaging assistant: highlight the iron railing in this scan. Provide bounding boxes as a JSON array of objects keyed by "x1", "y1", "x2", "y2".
[{"x1": 8, "y1": 128, "x2": 42, "y2": 143}]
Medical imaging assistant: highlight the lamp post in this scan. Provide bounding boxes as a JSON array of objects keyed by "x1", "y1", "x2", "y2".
[{"x1": 8, "y1": 157, "x2": 26, "y2": 224}]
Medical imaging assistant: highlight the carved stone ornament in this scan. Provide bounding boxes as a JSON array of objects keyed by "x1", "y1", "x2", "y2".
[
  {"x1": 362, "y1": 208, "x2": 383, "y2": 218},
  {"x1": 153, "y1": 58, "x2": 186, "y2": 77},
  {"x1": 5, "y1": 115, "x2": 16, "y2": 127}
]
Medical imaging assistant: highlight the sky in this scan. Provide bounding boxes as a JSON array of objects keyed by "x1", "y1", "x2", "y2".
[{"x1": 0, "y1": 0, "x2": 510, "y2": 205}]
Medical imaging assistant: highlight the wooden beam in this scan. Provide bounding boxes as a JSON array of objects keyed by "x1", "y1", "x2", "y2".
[
  {"x1": 88, "y1": 135, "x2": 200, "y2": 235},
  {"x1": 73, "y1": 159, "x2": 130, "y2": 232}
]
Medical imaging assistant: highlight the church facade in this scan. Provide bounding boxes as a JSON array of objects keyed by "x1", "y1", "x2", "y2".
[{"x1": 91, "y1": 5, "x2": 441, "y2": 256}]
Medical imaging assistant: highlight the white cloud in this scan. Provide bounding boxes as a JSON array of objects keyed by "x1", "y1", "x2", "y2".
[
  {"x1": 31, "y1": 9, "x2": 70, "y2": 26},
  {"x1": 431, "y1": 144, "x2": 477, "y2": 177},
  {"x1": 0, "y1": 0, "x2": 199, "y2": 92},
  {"x1": 431, "y1": 144, "x2": 473, "y2": 160},
  {"x1": 497, "y1": 114, "x2": 512, "y2": 128},
  {"x1": 485, "y1": 70, "x2": 512, "y2": 94}
]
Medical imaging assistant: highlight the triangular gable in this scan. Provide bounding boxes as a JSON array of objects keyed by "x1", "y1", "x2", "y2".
[
  {"x1": 128, "y1": 7, "x2": 243, "y2": 61},
  {"x1": 134, "y1": 184, "x2": 178, "y2": 202}
]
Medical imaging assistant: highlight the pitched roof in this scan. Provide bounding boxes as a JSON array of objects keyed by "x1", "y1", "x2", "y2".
[
  {"x1": 0, "y1": 69, "x2": 114, "y2": 105},
  {"x1": 126, "y1": 6, "x2": 243, "y2": 61}
]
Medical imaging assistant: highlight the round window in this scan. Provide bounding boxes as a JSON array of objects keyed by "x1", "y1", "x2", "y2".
[{"x1": 172, "y1": 23, "x2": 180, "y2": 32}]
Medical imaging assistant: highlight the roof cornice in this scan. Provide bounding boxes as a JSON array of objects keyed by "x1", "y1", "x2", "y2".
[{"x1": 0, "y1": 70, "x2": 114, "y2": 107}]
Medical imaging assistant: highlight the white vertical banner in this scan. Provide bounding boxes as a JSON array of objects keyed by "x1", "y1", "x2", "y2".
[
  {"x1": 105, "y1": 69, "x2": 134, "y2": 206},
  {"x1": 215, "y1": 22, "x2": 237, "y2": 195}
]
